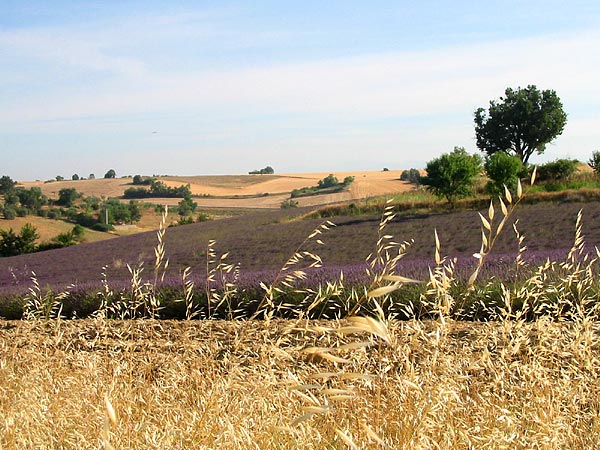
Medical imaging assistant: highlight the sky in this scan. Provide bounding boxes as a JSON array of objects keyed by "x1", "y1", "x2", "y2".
[{"x1": 2, "y1": 0, "x2": 600, "y2": 181}]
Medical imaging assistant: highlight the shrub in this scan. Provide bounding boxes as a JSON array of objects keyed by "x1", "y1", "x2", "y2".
[
  {"x1": 400, "y1": 168, "x2": 421, "y2": 184},
  {"x1": 47, "y1": 210, "x2": 61, "y2": 220},
  {"x1": 91, "y1": 223, "x2": 114, "y2": 232},
  {"x1": 421, "y1": 147, "x2": 482, "y2": 205},
  {"x1": 484, "y1": 152, "x2": 524, "y2": 196},
  {"x1": 56, "y1": 188, "x2": 79, "y2": 207},
  {"x1": 16, "y1": 207, "x2": 29, "y2": 217},
  {"x1": 2, "y1": 206, "x2": 16, "y2": 220},
  {"x1": 318, "y1": 174, "x2": 339, "y2": 189},
  {"x1": 537, "y1": 158, "x2": 579, "y2": 181},
  {"x1": 249, "y1": 166, "x2": 275, "y2": 174},
  {"x1": 588, "y1": 151, "x2": 600, "y2": 175},
  {"x1": 280, "y1": 199, "x2": 299, "y2": 209}
]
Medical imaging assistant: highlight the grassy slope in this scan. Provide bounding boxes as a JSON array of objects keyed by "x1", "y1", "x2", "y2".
[{"x1": 1, "y1": 200, "x2": 600, "y2": 292}]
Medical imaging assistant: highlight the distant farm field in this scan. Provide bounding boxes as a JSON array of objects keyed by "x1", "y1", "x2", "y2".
[{"x1": 18, "y1": 170, "x2": 413, "y2": 209}]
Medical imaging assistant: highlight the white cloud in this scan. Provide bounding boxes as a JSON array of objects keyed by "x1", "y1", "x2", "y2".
[{"x1": 2, "y1": 17, "x2": 599, "y2": 178}]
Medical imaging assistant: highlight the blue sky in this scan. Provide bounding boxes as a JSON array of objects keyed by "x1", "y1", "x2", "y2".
[{"x1": 2, "y1": 0, "x2": 600, "y2": 180}]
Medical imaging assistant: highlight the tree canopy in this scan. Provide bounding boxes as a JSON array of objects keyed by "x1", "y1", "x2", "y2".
[
  {"x1": 421, "y1": 147, "x2": 482, "y2": 205},
  {"x1": 474, "y1": 85, "x2": 567, "y2": 164},
  {"x1": 0, "y1": 175, "x2": 16, "y2": 195}
]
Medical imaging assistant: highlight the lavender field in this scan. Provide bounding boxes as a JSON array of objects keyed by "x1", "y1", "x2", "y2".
[{"x1": 1, "y1": 200, "x2": 600, "y2": 320}]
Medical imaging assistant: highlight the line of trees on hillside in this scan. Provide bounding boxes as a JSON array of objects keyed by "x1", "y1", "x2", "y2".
[
  {"x1": 249, "y1": 166, "x2": 274, "y2": 175},
  {"x1": 124, "y1": 180, "x2": 192, "y2": 199},
  {"x1": 290, "y1": 174, "x2": 355, "y2": 199}
]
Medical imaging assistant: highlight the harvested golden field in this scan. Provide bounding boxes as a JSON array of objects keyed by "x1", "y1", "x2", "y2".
[
  {"x1": 18, "y1": 170, "x2": 414, "y2": 209},
  {"x1": 1, "y1": 317, "x2": 599, "y2": 449},
  {"x1": 18, "y1": 178, "x2": 134, "y2": 200},
  {"x1": 0, "y1": 216, "x2": 112, "y2": 244}
]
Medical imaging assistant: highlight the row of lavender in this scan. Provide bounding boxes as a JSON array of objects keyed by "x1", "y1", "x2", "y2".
[{"x1": 0, "y1": 246, "x2": 578, "y2": 320}]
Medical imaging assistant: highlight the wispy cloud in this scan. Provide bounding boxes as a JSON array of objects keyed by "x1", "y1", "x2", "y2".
[{"x1": 2, "y1": 4, "x2": 599, "y2": 178}]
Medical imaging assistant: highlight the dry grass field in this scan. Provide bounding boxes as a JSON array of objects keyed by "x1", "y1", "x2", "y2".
[
  {"x1": 1, "y1": 317, "x2": 598, "y2": 449},
  {"x1": 0, "y1": 216, "x2": 112, "y2": 244},
  {"x1": 18, "y1": 170, "x2": 413, "y2": 209}
]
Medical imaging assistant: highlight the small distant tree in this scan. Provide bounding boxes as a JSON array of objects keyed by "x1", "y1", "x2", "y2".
[
  {"x1": 56, "y1": 175, "x2": 64, "y2": 181},
  {"x1": 318, "y1": 174, "x2": 339, "y2": 189},
  {"x1": 104, "y1": 169, "x2": 116, "y2": 179},
  {"x1": 0, "y1": 223, "x2": 39, "y2": 256},
  {"x1": 475, "y1": 85, "x2": 567, "y2": 164},
  {"x1": 88, "y1": 173, "x2": 96, "y2": 180},
  {"x1": 72, "y1": 174, "x2": 80, "y2": 181},
  {"x1": 249, "y1": 166, "x2": 275, "y2": 175},
  {"x1": 2, "y1": 206, "x2": 16, "y2": 220},
  {"x1": 280, "y1": 199, "x2": 299, "y2": 209},
  {"x1": 421, "y1": 147, "x2": 482, "y2": 205},
  {"x1": 484, "y1": 152, "x2": 525, "y2": 196},
  {"x1": 16, "y1": 187, "x2": 47, "y2": 210},
  {"x1": 400, "y1": 168, "x2": 421, "y2": 185},
  {"x1": 0, "y1": 175, "x2": 16, "y2": 195},
  {"x1": 177, "y1": 196, "x2": 197, "y2": 216},
  {"x1": 342, "y1": 176, "x2": 355, "y2": 186},
  {"x1": 128, "y1": 201, "x2": 142, "y2": 223},
  {"x1": 56, "y1": 187, "x2": 79, "y2": 207},
  {"x1": 588, "y1": 151, "x2": 600, "y2": 175},
  {"x1": 133, "y1": 175, "x2": 143, "y2": 185}
]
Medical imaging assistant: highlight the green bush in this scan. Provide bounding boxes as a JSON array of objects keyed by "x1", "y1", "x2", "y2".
[
  {"x1": 588, "y1": 151, "x2": 600, "y2": 175},
  {"x1": 318, "y1": 174, "x2": 339, "y2": 189},
  {"x1": 537, "y1": 159, "x2": 579, "y2": 181},
  {"x1": 400, "y1": 168, "x2": 421, "y2": 184},
  {"x1": 484, "y1": 152, "x2": 524, "y2": 196},
  {"x1": 91, "y1": 223, "x2": 114, "y2": 232},
  {"x1": 280, "y1": 199, "x2": 299, "y2": 209},
  {"x1": 421, "y1": 147, "x2": 482, "y2": 205},
  {"x1": 2, "y1": 206, "x2": 16, "y2": 220}
]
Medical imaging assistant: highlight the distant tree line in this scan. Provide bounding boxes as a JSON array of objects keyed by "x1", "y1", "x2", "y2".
[
  {"x1": 249, "y1": 166, "x2": 275, "y2": 175},
  {"x1": 124, "y1": 180, "x2": 192, "y2": 199},
  {"x1": 291, "y1": 174, "x2": 355, "y2": 198}
]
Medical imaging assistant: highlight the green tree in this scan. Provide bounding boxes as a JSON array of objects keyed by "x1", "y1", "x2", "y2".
[
  {"x1": 56, "y1": 188, "x2": 79, "y2": 207},
  {"x1": 88, "y1": 173, "x2": 96, "y2": 180},
  {"x1": 474, "y1": 85, "x2": 567, "y2": 164},
  {"x1": 2, "y1": 205, "x2": 16, "y2": 220},
  {"x1": 588, "y1": 151, "x2": 600, "y2": 175},
  {"x1": 72, "y1": 174, "x2": 80, "y2": 181},
  {"x1": 0, "y1": 175, "x2": 16, "y2": 195},
  {"x1": 177, "y1": 196, "x2": 197, "y2": 216},
  {"x1": 484, "y1": 152, "x2": 525, "y2": 196},
  {"x1": 421, "y1": 147, "x2": 482, "y2": 205},
  {"x1": 128, "y1": 201, "x2": 142, "y2": 223},
  {"x1": 16, "y1": 187, "x2": 47, "y2": 210},
  {"x1": 0, "y1": 223, "x2": 39, "y2": 256},
  {"x1": 55, "y1": 175, "x2": 64, "y2": 181},
  {"x1": 400, "y1": 168, "x2": 421, "y2": 184},
  {"x1": 318, "y1": 174, "x2": 339, "y2": 189},
  {"x1": 104, "y1": 169, "x2": 116, "y2": 179}
]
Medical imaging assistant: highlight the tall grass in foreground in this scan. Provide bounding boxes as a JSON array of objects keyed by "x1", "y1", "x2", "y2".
[{"x1": 1, "y1": 175, "x2": 600, "y2": 448}]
